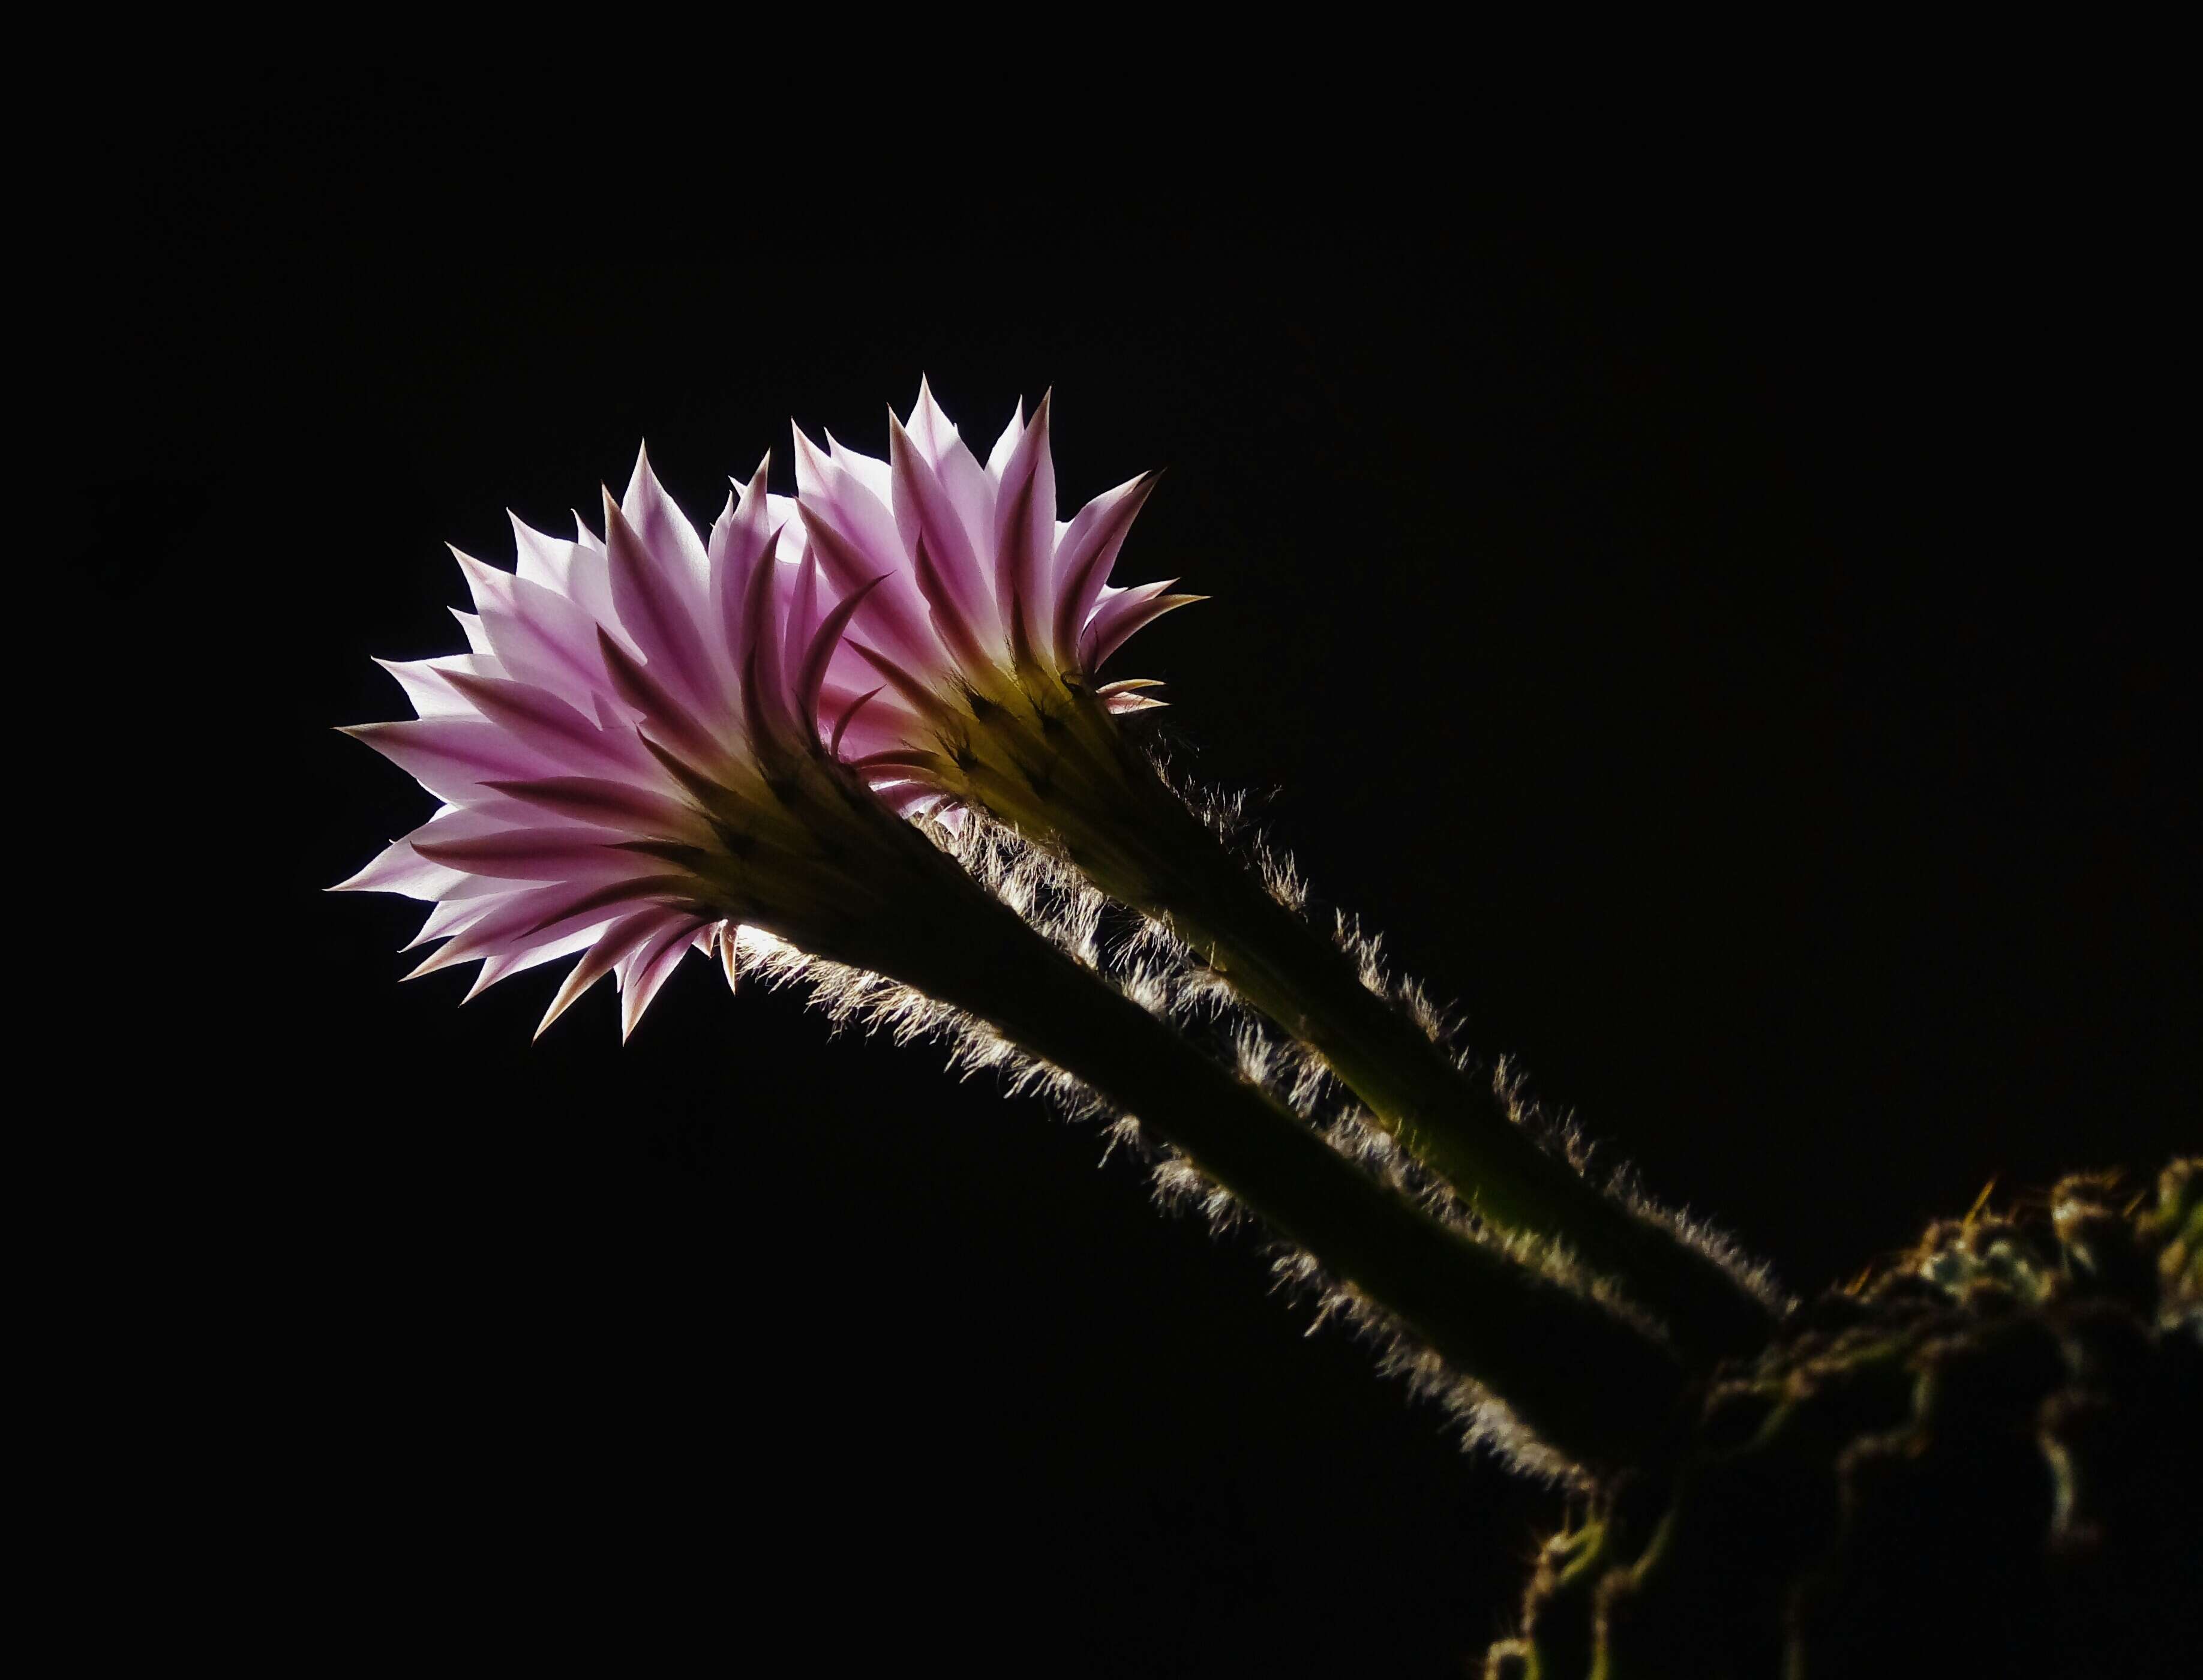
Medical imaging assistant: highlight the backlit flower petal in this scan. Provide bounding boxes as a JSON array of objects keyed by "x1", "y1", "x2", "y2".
[
  {"x1": 889, "y1": 412, "x2": 1000, "y2": 655},
  {"x1": 1052, "y1": 471, "x2": 1160, "y2": 667},
  {"x1": 992, "y1": 391, "x2": 1056, "y2": 659},
  {"x1": 617, "y1": 916, "x2": 706, "y2": 1041}
]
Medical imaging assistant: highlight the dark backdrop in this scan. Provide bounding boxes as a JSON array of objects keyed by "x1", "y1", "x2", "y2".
[{"x1": 58, "y1": 65, "x2": 2190, "y2": 1675}]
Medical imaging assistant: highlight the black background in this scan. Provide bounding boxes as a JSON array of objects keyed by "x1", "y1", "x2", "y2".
[{"x1": 58, "y1": 61, "x2": 2191, "y2": 1675}]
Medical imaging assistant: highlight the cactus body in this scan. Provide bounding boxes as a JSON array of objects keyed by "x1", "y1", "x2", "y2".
[{"x1": 1485, "y1": 1159, "x2": 2202, "y2": 1678}]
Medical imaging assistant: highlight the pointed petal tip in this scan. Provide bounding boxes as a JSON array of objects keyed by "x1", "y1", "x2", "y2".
[
  {"x1": 400, "y1": 947, "x2": 451, "y2": 982},
  {"x1": 326, "y1": 852, "x2": 398, "y2": 893},
  {"x1": 535, "y1": 989, "x2": 580, "y2": 1040}
]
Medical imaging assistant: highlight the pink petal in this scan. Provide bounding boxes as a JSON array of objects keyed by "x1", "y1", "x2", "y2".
[
  {"x1": 914, "y1": 531, "x2": 996, "y2": 674},
  {"x1": 594, "y1": 628, "x2": 730, "y2": 778},
  {"x1": 344, "y1": 805, "x2": 574, "y2": 900},
  {"x1": 889, "y1": 412, "x2": 1000, "y2": 656},
  {"x1": 794, "y1": 428, "x2": 901, "y2": 569},
  {"x1": 992, "y1": 390, "x2": 1056, "y2": 661},
  {"x1": 451, "y1": 609, "x2": 496, "y2": 658},
  {"x1": 412, "y1": 871, "x2": 704, "y2": 979},
  {"x1": 907, "y1": 380, "x2": 998, "y2": 572},
  {"x1": 511, "y1": 512, "x2": 619, "y2": 630},
  {"x1": 536, "y1": 906, "x2": 682, "y2": 1038},
  {"x1": 451, "y1": 549, "x2": 616, "y2": 710},
  {"x1": 797, "y1": 502, "x2": 943, "y2": 677},
  {"x1": 374, "y1": 654, "x2": 505, "y2": 719},
  {"x1": 509, "y1": 513, "x2": 571, "y2": 594},
  {"x1": 464, "y1": 920, "x2": 606, "y2": 1003},
  {"x1": 824, "y1": 685, "x2": 925, "y2": 763},
  {"x1": 440, "y1": 670, "x2": 647, "y2": 777},
  {"x1": 796, "y1": 576, "x2": 889, "y2": 739},
  {"x1": 842, "y1": 640, "x2": 965, "y2": 733},
  {"x1": 404, "y1": 893, "x2": 504, "y2": 953},
  {"x1": 622, "y1": 445, "x2": 712, "y2": 594},
  {"x1": 514, "y1": 874, "x2": 700, "y2": 941},
  {"x1": 617, "y1": 917, "x2": 704, "y2": 1040},
  {"x1": 820, "y1": 428, "x2": 895, "y2": 511},
  {"x1": 985, "y1": 400, "x2": 1026, "y2": 481},
  {"x1": 342, "y1": 718, "x2": 559, "y2": 804},
  {"x1": 479, "y1": 774, "x2": 697, "y2": 835},
  {"x1": 904, "y1": 376, "x2": 961, "y2": 466},
  {"x1": 404, "y1": 882, "x2": 608, "y2": 977},
  {"x1": 826, "y1": 684, "x2": 885, "y2": 759},
  {"x1": 781, "y1": 547, "x2": 821, "y2": 692},
  {"x1": 604, "y1": 494, "x2": 724, "y2": 725},
  {"x1": 709, "y1": 458, "x2": 778, "y2": 683},
  {"x1": 1081, "y1": 580, "x2": 1201, "y2": 671},
  {"x1": 330, "y1": 835, "x2": 472, "y2": 901},
  {"x1": 410, "y1": 826, "x2": 641, "y2": 880},
  {"x1": 1052, "y1": 471, "x2": 1161, "y2": 669},
  {"x1": 738, "y1": 529, "x2": 794, "y2": 746}
]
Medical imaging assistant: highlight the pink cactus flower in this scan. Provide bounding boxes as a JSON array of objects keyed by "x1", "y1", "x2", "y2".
[
  {"x1": 791, "y1": 382, "x2": 1197, "y2": 767},
  {"x1": 338, "y1": 449, "x2": 911, "y2": 1039}
]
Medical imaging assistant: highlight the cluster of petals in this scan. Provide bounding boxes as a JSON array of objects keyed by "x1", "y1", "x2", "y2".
[
  {"x1": 791, "y1": 381, "x2": 1185, "y2": 762},
  {"x1": 339, "y1": 386, "x2": 1184, "y2": 1037}
]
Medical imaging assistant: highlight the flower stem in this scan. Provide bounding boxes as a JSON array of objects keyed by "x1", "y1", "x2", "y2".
[
  {"x1": 758, "y1": 760, "x2": 1688, "y2": 1469},
  {"x1": 959, "y1": 682, "x2": 1778, "y2": 1367},
  {"x1": 862, "y1": 858, "x2": 1689, "y2": 1472}
]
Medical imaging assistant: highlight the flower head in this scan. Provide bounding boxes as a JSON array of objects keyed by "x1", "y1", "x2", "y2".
[
  {"x1": 790, "y1": 382, "x2": 1195, "y2": 754},
  {"x1": 338, "y1": 448, "x2": 958, "y2": 1039},
  {"x1": 781, "y1": 383, "x2": 1207, "y2": 890}
]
